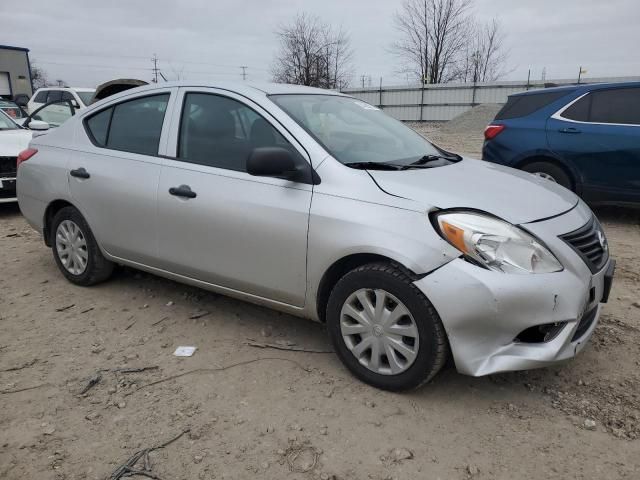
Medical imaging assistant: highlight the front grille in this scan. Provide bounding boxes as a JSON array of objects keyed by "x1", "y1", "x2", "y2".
[
  {"x1": 560, "y1": 216, "x2": 609, "y2": 273},
  {"x1": 571, "y1": 306, "x2": 598, "y2": 342},
  {"x1": 0, "y1": 156, "x2": 17, "y2": 177}
]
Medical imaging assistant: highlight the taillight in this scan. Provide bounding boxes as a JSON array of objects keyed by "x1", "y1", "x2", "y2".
[
  {"x1": 484, "y1": 124, "x2": 505, "y2": 140},
  {"x1": 17, "y1": 148, "x2": 38, "y2": 169}
]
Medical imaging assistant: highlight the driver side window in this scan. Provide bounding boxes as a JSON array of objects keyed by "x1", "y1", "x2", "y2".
[{"x1": 177, "y1": 93, "x2": 296, "y2": 172}]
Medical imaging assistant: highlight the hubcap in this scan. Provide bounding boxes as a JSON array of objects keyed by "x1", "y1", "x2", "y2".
[
  {"x1": 55, "y1": 220, "x2": 88, "y2": 275},
  {"x1": 340, "y1": 288, "x2": 419, "y2": 375},
  {"x1": 532, "y1": 172, "x2": 557, "y2": 183}
]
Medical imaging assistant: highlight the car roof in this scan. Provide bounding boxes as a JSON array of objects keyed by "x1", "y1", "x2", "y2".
[
  {"x1": 95, "y1": 80, "x2": 344, "y2": 97},
  {"x1": 511, "y1": 81, "x2": 640, "y2": 97},
  {"x1": 35, "y1": 87, "x2": 95, "y2": 92}
]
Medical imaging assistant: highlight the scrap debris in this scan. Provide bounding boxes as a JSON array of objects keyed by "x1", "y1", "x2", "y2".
[
  {"x1": 55, "y1": 304, "x2": 75, "y2": 312},
  {"x1": 245, "y1": 340, "x2": 334, "y2": 354},
  {"x1": 109, "y1": 429, "x2": 190, "y2": 480},
  {"x1": 78, "y1": 366, "x2": 159, "y2": 395},
  {"x1": 0, "y1": 358, "x2": 39, "y2": 372},
  {"x1": 189, "y1": 310, "x2": 210, "y2": 320}
]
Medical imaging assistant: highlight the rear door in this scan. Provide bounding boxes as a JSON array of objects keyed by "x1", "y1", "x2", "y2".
[
  {"x1": 547, "y1": 86, "x2": 640, "y2": 203},
  {"x1": 156, "y1": 87, "x2": 312, "y2": 306},
  {"x1": 69, "y1": 89, "x2": 176, "y2": 264}
]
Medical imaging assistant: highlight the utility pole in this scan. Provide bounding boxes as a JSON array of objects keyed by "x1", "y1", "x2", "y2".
[
  {"x1": 361, "y1": 74, "x2": 366, "y2": 88},
  {"x1": 240, "y1": 66, "x2": 247, "y2": 81},
  {"x1": 151, "y1": 54, "x2": 159, "y2": 83},
  {"x1": 577, "y1": 66, "x2": 587, "y2": 84}
]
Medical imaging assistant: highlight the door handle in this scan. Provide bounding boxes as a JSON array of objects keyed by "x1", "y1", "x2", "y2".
[
  {"x1": 559, "y1": 127, "x2": 582, "y2": 134},
  {"x1": 169, "y1": 185, "x2": 197, "y2": 199},
  {"x1": 70, "y1": 167, "x2": 90, "y2": 179}
]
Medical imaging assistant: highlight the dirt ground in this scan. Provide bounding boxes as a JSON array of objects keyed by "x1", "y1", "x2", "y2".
[{"x1": 1, "y1": 127, "x2": 639, "y2": 480}]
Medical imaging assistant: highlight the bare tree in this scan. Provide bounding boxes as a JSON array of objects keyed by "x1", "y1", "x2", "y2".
[
  {"x1": 392, "y1": 0, "x2": 472, "y2": 84},
  {"x1": 271, "y1": 13, "x2": 353, "y2": 89},
  {"x1": 460, "y1": 19, "x2": 509, "y2": 83},
  {"x1": 30, "y1": 60, "x2": 49, "y2": 89}
]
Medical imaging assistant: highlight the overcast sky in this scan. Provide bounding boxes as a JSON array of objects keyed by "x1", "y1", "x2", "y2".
[{"x1": 1, "y1": 0, "x2": 638, "y2": 88}]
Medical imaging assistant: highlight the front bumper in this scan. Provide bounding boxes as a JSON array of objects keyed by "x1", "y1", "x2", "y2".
[{"x1": 415, "y1": 201, "x2": 614, "y2": 376}]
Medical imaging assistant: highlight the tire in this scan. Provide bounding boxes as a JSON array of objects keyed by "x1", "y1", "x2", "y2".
[
  {"x1": 326, "y1": 262, "x2": 449, "y2": 391},
  {"x1": 521, "y1": 161, "x2": 573, "y2": 191},
  {"x1": 50, "y1": 206, "x2": 114, "y2": 286}
]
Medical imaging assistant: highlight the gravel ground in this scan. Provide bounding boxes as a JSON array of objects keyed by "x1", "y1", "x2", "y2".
[{"x1": 1, "y1": 125, "x2": 639, "y2": 479}]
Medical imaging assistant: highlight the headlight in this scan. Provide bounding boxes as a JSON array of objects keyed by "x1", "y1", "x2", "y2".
[{"x1": 433, "y1": 212, "x2": 563, "y2": 274}]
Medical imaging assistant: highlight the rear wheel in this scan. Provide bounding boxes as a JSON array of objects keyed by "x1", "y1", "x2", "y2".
[
  {"x1": 51, "y1": 206, "x2": 114, "y2": 286},
  {"x1": 326, "y1": 262, "x2": 449, "y2": 391},
  {"x1": 521, "y1": 161, "x2": 573, "y2": 190}
]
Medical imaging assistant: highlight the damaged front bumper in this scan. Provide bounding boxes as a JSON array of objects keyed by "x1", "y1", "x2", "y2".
[{"x1": 415, "y1": 201, "x2": 614, "y2": 377}]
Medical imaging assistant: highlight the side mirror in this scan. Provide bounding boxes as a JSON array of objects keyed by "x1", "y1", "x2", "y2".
[
  {"x1": 29, "y1": 120, "x2": 50, "y2": 131},
  {"x1": 247, "y1": 147, "x2": 298, "y2": 179}
]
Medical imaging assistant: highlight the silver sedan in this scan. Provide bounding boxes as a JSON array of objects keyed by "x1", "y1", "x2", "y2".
[{"x1": 17, "y1": 82, "x2": 615, "y2": 390}]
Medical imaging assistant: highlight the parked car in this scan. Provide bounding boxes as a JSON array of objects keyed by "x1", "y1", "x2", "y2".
[
  {"x1": 483, "y1": 82, "x2": 640, "y2": 206},
  {"x1": 27, "y1": 87, "x2": 95, "y2": 114},
  {"x1": 0, "y1": 99, "x2": 28, "y2": 121},
  {"x1": 17, "y1": 82, "x2": 614, "y2": 390},
  {"x1": 0, "y1": 110, "x2": 33, "y2": 203}
]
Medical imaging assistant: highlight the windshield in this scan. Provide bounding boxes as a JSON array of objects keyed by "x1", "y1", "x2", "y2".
[
  {"x1": 76, "y1": 91, "x2": 95, "y2": 106},
  {"x1": 270, "y1": 94, "x2": 444, "y2": 166},
  {"x1": 0, "y1": 110, "x2": 18, "y2": 130}
]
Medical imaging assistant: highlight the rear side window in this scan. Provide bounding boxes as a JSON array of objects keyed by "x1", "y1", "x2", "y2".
[
  {"x1": 86, "y1": 108, "x2": 112, "y2": 146},
  {"x1": 47, "y1": 90, "x2": 62, "y2": 103},
  {"x1": 34, "y1": 90, "x2": 48, "y2": 103},
  {"x1": 495, "y1": 91, "x2": 572, "y2": 120},
  {"x1": 589, "y1": 88, "x2": 640, "y2": 125},
  {"x1": 60, "y1": 91, "x2": 75, "y2": 101},
  {"x1": 84, "y1": 93, "x2": 170, "y2": 155},
  {"x1": 562, "y1": 95, "x2": 591, "y2": 122}
]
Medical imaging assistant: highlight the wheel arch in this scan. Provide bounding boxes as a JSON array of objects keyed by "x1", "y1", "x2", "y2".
[
  {"x1": 43, "y1": 199, "x2": 77, "y2": 246},
  {"x1": 315, "y1": 253, "x2": 421, "y2": 323},
  {"x1": 514, "y1": 155, "x2": 580, "y2": 192}
]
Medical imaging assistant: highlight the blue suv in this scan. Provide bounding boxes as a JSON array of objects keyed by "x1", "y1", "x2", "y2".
[{"x1": 482, "y1": 82, "x2": 640, "y2": 205}]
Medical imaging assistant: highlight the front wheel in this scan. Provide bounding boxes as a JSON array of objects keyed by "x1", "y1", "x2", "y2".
[
  {"x1": 51, "y1": 206, "x2": 114, "y2": 286},
  {"x1": 326, "y1": 262, "x2": 449, "y2": 391}
]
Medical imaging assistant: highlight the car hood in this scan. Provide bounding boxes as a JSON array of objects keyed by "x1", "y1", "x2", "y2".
[
  {"x1": 0, "y1": 129, "x2": 33, "y2": 156},
  {"x1": 368, "y1": 158, "x2": 578, "y2": 224}
]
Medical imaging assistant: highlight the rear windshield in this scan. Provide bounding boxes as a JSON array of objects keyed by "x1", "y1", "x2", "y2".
[{"x1": 495, "y1": 90, "x2": 574, "y2": 120}]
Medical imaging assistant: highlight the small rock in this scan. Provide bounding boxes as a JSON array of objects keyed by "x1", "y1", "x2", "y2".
[
  {"x1": 166, "y1": 301, "x2": 174, "y2": 306},
  {"x1": 392, "y1": 448, "x2": 413, "y2": 461},
  {"x1": 584, "y1": 419, "x2": 597, "y2": 430},
  {"x1": 467, "y1": 464, "x2": 480, "y2": 476},
  {"x1": 365, "y1": 400, "x2": 376, "y2": 408},
  {"x1": 142, "y1": 304, "x2": 149, "y2": 309},
  {"x1": 85, "y1": 412, "x2": 100, "y2": 421},
  {"x1": 277, "y1": 449, "x2": 286, "y2": 456},
  {"x1": 107, "y1": 386, "x2": 117, "y2": 394},
  {"x1": 266, "y1": 425, "x2": 274, "y2": 434},
  {"x1": 260, "y1": 461, "x2": 269, "y2": 469},
  {"x1": 117, "y1": 401, "x2": 126, "y2": 409},
  {"x1": 193, "y1": 454, "x2": 204, "y2": 464},
  {"x1": 320, "y1": 425, "x2": 328, "y2": 435},
  {"x1": 43, "y1": 426, "x2": 56, "y2": 435},
  {"x1": 90, "y1": 345, "x2": 104, "y2": 354}
]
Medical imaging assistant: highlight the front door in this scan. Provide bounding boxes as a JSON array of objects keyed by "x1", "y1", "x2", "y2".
[
  {"x1": 157, "y1": 89, "x2": 312, "y2": 307},
  {"x1": 547, "y1": 86, "x2": 640, "y2": 203}
]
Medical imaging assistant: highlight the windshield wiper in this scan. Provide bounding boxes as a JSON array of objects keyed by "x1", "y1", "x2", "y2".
[
  {"x1": 345, "y1": 161, "x2": 401, "y2": 171},
  {"x1": 400, "y1": 154, "x2": 460, "y2": 170}
]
